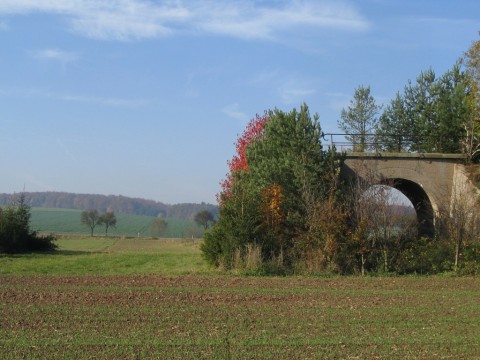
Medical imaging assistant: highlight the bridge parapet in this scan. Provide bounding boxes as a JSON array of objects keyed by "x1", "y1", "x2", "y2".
[{"x1": 344, "y1": 152, "x2": 467, "y2": 160}]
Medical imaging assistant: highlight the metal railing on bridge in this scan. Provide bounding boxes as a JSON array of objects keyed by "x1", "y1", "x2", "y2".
[{"x1": 321, "y1": 133, "x2": 461, "y2": 154}]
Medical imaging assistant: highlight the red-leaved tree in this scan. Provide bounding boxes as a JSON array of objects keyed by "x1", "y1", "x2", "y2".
[{"x1": 219, "y1": 114, "x2": 269, "y2": 201}]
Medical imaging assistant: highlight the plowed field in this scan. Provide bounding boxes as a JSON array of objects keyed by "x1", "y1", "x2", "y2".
[{"x1": 1, "y1": 275, "x2": 479, "y2": 359}]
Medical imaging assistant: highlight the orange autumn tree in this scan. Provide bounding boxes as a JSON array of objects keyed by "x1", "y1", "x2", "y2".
[{"x1": 260, "y1": 183, "x2": 283, "y2": 228}]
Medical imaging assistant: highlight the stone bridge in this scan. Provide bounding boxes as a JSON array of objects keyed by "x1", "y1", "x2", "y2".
[{"x1": 341, "y1": 152, "x2": 474, "y2": 237}]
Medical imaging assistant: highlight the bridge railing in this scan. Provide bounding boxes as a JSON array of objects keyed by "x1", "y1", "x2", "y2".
[{"x1": 321, "y1": 133, "x2": 459, "y2": 154}]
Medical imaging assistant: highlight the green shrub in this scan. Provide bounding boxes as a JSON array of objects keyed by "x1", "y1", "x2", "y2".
[
  {"x1": 0, "y1": 194, "x2": 57, "y2": 253},
  {"x1": 393, "y1": 237, "x2": 453, "y2": 275}
]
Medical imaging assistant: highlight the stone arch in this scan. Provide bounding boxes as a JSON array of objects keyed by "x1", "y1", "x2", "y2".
[
  {"x1": 342, "y1": 154, "x2": 467, "y2": 239},
  {"x1": 378, "y1": 178, "x2": 435, "y2": 237}
]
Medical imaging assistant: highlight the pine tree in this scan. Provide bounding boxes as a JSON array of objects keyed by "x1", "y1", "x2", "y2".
[{"x1": 338, "y1": 85, "x2": 380, "y2": 152}]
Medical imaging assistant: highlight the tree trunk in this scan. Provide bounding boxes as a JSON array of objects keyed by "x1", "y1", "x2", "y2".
[
  {"x1": 454, "y1": 240, "x2": 460, "y2": 272},
  {"x1": 383, "y1": 248, "x2": 388, "y2": 273},
  {"x1": 361, "y1": 253, "x2": 365, "y2": 276}
]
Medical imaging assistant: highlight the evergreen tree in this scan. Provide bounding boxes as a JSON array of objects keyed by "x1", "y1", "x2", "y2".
[
  {"x1": 0, "y1": 193, "x2": 56, "y2": 253},
  {"x1": 435, "y1": 65, "x2": 469, "y2": 153},
  {"x1": 375, "y1": 92, "x2": 413, "y2": 152},
  {"x1": 461, "y1": 33, "x2": 480, "y2": 161},
  {"x1": 383, "y1": 66, "x2": 469, "y2": 154},
  {"x1": 403, "y1": 68, "x2": 438, "y2": 152},
  {"x1": 338, "y1": 85, "x2": 380, "y2": 152},
  {"x1": 202, "y1": 104, "x2": 343, "y2": 271}
]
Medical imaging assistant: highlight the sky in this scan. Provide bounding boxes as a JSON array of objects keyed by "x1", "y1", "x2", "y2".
[{"x1": 0, "y1": 0, "x2": 479, "y2": 204}]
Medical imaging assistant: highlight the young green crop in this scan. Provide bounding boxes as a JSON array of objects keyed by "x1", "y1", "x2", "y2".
[{"x1": 1, "y1": 275, "x2": 479, "y2": 359}]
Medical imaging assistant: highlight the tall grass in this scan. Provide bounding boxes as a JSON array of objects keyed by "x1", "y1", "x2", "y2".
[{"x1": 231, "y1": 243, "x2": 286, "y2": 275}]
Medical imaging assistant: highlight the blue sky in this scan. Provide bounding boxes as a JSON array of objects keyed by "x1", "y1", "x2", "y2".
[{"x1": 0, "y1": 1, "x2": 479, "y2": 204}]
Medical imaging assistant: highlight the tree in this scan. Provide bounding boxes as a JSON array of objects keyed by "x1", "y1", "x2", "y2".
[
  {"x1": 345, "y1": 166, "x2": 417, "y2": 275},
  {"x1": 375, "y1": 92, "x2": 414, "y2": 152},
  {"x1": 98, "y1": 211, "x2": 117, "y2": 236},
  {"x1": 203, "y1": 114, "x2": 269, "y2": 268},
  {"x1": 194, "y1": 210, "x2": 215, "y2": 230},
  {"x1": 435, "y1": 65, "x2": 469, "y2": 153},
  {"x1": 202, "y1": 104, "x2": 343, "y2": 272},
  {"x1": 461, "y1": 33, "x2": 480, "y2": 161},
  {"x1": 0, "y1": 193, "x2": 56, "y2": 253},
  {"x1": 439, "y1": 180, "x2": 480, "y2": 271},
  {"x1": 380, "y1": 66, "x2": 469, "y2": 154},
  {"x1": 338, "y1": 85, "x2": 380, "y2": 152},
  {"x1": 81, "y1": 210, "x2": 100, "y2": 237},
  {"x1": 150, "y1": 217, "x2": 168, "y2": 238}
]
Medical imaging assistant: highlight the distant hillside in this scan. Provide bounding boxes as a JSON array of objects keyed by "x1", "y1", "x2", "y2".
[
  {"x1": 0, "y1": 192, "x2": 218, "y2": 220},
  {"x1": 29, "y1": 208, "x2": 204, "y2": 238}
]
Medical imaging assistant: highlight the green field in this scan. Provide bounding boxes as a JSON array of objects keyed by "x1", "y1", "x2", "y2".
[
  {"x1": 0, "y1": 237, "x2": 211, "y2": 275},
  {"x1": 1, "y1": 238, "x2": 479, "y2": 359},
  {"x1": 30, "y1": 208, "x2": 204, "y2": 238}
]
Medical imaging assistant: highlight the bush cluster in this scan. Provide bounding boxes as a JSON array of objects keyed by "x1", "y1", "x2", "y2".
[
  {"x1": 201, "y1": 104, "x2": 480, "y2": 276},
  {"x1": 0, "y1": 194, "x2": 56, "y2": 253}
]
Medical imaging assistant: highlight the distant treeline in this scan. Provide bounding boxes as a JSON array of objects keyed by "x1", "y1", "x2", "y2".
[{"x1": 0, "y1": 192, "x2": 218, "y2": 220}]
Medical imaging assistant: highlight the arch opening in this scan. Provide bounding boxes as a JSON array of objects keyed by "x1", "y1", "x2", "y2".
[{"x1": 378, "y1": 178, "x2": 435, "y2": 238}]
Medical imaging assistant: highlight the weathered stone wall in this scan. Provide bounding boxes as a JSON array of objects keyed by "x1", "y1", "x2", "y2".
[
  {"x1": 450, "y1": 164, "x2": 480, "y2": 216},
  {"x1": 341, "y1": 153, "x2": 468, "y2": 236}
]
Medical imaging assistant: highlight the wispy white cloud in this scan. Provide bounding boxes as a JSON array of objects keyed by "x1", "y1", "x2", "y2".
[
  {"x1": 222, "y1": 103, "x2": 249, "y2": 122},
  {"x1": 276, "y1": 75, "x2": 318, "y2": 105},
  {"x1": 0, "y1": 0, "x2": 189, "y2": 40},
  {"x1": 279, "y1": 84, "x2": 316, "y2": 104},
  {"x1": 60, "y1": 94, "x2": 149, "y2": 108},
  {"x1": 250, "y1": 69, "x2": 319, "y2": 105},
  {"x1": 0, "y1": 0, "x2": 370, "y2": 41},
  {"x1": 33, "y1": 48, "x2": 78, "y2": 63},
  {"x1": 410, "y1": 16, "x2": 477, "y2": 26},
  {"x1": 0, "y1": 87, "x2": 148, "y2": 108},
  {"x1": 198, "y1": 1, "x2": 370, "y2": 40}
]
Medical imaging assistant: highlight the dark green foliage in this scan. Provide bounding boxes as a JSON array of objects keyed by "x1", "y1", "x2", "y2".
[
  {"x1": 338, "y1": 85, "x2": 380, "y2": 152},
  {"x1": 458, "y1": 239, "x2": 480, "y2": 274},
  {"x1": 376, "y1": 92, "x2": 414, "y2": 152},
  {"x1": 98, "y1": 211, "x2": 117, "y2": 236},
  {"x1": 393, "y1": 237, "x2": 453, "y2": 275},
  {"x1": 0, "y1": 194, "x2": 56, "y2": 253},
  {"x1": 194, "y1": 210, "x2": 215, "y2": 230},
  {"x1": 376, "y1": 65, "x2": 469, "y2": 153},
  {"x1": 81, "y1": 209, "x2": 100, "y2": 237},
  {"x1": 202, "y1": 104, "x2": 344, "y2": 271}
]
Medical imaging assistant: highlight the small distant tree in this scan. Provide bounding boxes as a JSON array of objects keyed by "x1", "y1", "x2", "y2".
[
  {"x1": 98, "y1": 211, "x2": 117, "y2": 236},
  {"x1": 194, "y1": 210, "x2": 215, "y2": 230},
  {"x1": 338, "y1": 85, "x2": 380, "y2": 151},
  {"x1": 81, "y1": 210, "x2": 100, "y2": 237},
  {"x1": 151, "y1": 217, "x2": 168, "y2": 238}
]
